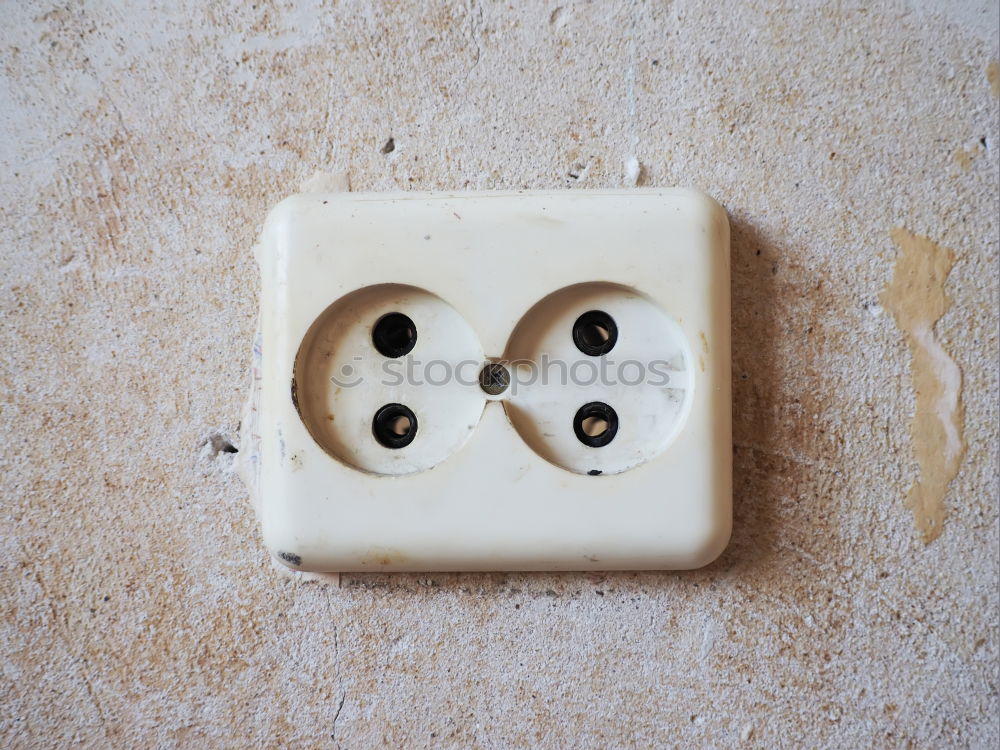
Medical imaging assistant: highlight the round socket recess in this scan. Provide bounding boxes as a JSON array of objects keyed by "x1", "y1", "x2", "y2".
[
  {"x1": 293, "y1": 284, "x2": 486, "y2": 475},
  {"x1": 502, "y1": 282, "x2": 694, "y2": 476}
]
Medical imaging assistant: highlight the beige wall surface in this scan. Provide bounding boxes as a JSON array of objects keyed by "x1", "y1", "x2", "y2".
[{"x1": 1, "y1": 1, "x2": 998, "y2": 747}]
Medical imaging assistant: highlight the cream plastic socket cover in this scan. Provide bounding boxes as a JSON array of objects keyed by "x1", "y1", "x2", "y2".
[{"x1": 249, "y1": 189, "x2": 731, "y2": 572}]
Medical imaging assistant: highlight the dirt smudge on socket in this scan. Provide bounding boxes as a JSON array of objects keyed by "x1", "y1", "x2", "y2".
[{"x1": 881, "y1": 228, "x2": 966, "y2": 543}]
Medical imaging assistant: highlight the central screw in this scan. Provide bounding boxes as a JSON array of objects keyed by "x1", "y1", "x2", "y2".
[{"x1": 479, "y1": 362, "x2": 510, "y2": 396}]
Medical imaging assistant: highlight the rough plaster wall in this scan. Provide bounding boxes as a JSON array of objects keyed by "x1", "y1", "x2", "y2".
[{"x1": 1, "y1": 0, "x2": 998, "y2": 747}]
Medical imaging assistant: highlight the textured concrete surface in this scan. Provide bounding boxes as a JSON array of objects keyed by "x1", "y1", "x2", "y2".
[{"x1": 1, "y1": 1, "x2": 998, "y2": 747}]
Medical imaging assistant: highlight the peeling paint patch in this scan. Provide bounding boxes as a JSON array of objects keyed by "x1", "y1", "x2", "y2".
[
  {"x1": 299, "y1": 171, "x2": 350, "y2": 192},
  {"x1": 880, "y1": 228, "x2": 966, "y2": 543}
]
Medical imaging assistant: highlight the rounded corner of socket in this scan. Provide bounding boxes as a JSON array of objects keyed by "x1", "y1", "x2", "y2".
[{"x1": 681, "y1": 512, "x2": 733, "y2": 570}]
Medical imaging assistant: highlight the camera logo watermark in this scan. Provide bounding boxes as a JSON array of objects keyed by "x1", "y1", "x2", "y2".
[{"x1": 331, "y1": 354, "x2": 679, "y2": 394}]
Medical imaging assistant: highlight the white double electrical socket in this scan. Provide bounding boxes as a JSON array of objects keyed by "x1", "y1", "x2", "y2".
[{"x1": 248, "y1": 189, "x2": 731, "y2": 572}]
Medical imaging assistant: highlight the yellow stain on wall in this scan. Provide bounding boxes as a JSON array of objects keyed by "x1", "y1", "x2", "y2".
[
  {"x1": 953, "y1": 147, "x2": 976, "y2": 171},
  {"x1": 881, "y1": 228, "x2": 966, "y2": 543},
  {"x1": 987, "y1": 60, "x2": 1000, "y2": 98}
]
